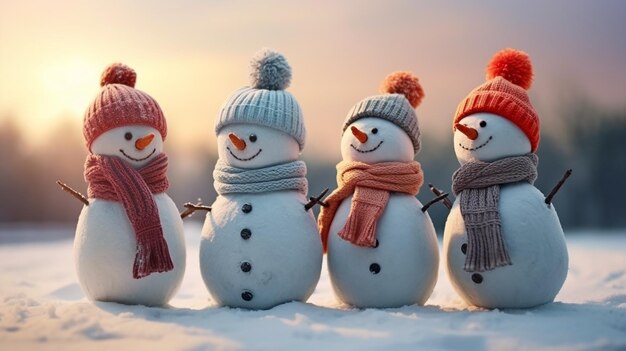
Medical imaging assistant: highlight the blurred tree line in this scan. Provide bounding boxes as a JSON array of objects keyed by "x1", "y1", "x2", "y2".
[{"x1": 1, "y1": 100, "x2": 625, "y2": 233}]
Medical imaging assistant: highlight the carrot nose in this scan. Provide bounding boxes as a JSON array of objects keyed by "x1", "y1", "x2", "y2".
[
  {"x1": 455, "y1": 123, "x2": 478, "y2": 140},
  {"x1": 228, "y1": 133, "x2": 246, "y2": 151},
  {"x1": 350, "y1": 126, "x2": 368, "y2": 143},
  {"x1": 135, "y1": 133, "x2": 155, "y2": 151}
]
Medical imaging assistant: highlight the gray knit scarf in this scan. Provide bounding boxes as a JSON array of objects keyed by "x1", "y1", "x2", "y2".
[
  {"x1": 452, "y1": 154, "x2": 538, "y2": 272},
  {"x1": 213, "y1": 159, "x2": 308, "y2": 195}
]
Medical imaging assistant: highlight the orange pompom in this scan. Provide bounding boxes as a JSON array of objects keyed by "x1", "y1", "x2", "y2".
[
  {"x1": 380, "y1": 71, "x2": 424, "y2": 108},
  {"x1": 100, "y1": 63, "x2": 137, "y2": 88},
  {"x1": 486, "y1": 48, "x2": 533, "y2": 90}
]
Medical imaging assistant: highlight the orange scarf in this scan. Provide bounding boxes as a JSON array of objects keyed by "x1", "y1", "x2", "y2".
[{"x1": 318, "y1": 161, "x2": 423, "y2": 252}]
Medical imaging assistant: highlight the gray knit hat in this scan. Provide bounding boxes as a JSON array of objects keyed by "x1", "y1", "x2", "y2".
[
  {"x1": 215, "y1": 49, "x2": 305, "y2": 150},
  {"x1": 343, "y1": 71, "x2": 425, "y2": 153}
]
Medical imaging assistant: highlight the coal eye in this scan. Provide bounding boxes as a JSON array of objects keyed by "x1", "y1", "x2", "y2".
[
  {"x1": 479, "y1": 121, "x2": 487, "y2": 128},
  {"x1": 249, "y1": 134, "x2": 257, "y2": 142},
  {"x1": 124, "y1": 132, "x2": 133, "y2": 141},
  {"x1": 371, "y1": 128, "x2": 378, "y2": 134}
]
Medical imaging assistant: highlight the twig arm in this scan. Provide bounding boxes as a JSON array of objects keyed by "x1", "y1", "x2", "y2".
[
  {"x1": 545, "y1": 169, "x2": 573, "y2": 206},
  {"x1": 180, "y1": 201, "x2": 212, "y2": 219},
  {"x1": 428, "y1": 183, "x2": 453, "y2": 210},
  {"x1": 304, "y1": 188, "x2": 329, "y2": 211},
  {"x1": 56, "y1": 180, "x2": 89, "y2": 206},
  {"x1": 421, "y1": 193, "x2": 450, "y2": 213}
]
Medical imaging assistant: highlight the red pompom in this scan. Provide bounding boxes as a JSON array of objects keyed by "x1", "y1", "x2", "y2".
[
  {"x1": 380, "y1": 71, "x2": 424, "y2": 108},
  {"x1": 100, "y1": 63, "x2": 137, "y2": 88},
  {"x1": 486, "y1": 48, "x2": 533, "y2": 90}
]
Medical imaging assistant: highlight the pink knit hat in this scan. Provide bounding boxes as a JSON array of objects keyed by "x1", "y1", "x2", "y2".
[
  {"x1": 83, "y1": 63, "x2": 167, "y2": 151},
  {"x1": 454, "y1": 49, "x2": 540, "y2": 152}
]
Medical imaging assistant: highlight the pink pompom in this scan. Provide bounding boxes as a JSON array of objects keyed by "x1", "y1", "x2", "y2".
[
  {"x1": 380, "y1": 71, "x2": 424, "y2": 108},
  {"x1": 100, "y1": 63, "x2": 137, "y2": 88},
  {"x1": 486, "y1": 48, "x2": 533, "y2": 90}
]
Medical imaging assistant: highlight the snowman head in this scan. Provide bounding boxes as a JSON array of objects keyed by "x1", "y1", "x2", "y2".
[
  {"x1": 341, "y1": 118, "x2": 414, "y2": 163},
  {"x1": 214, "y1": 49, "x2": 306, "y2": 167},
  {"x1": 341, "y1": 71, "x2": 425, "y2": 164},
  {"x1": 454, "y1": 113, "x2": 531, "y2": 164},
  {"x1": 217, "y1": 124, "x2": 299, "y2": 168},
  {"x1": 83, "y1": 63, "x2": 168, "y2": 166},
  {"x1": 453, "y1": 48, "x2": 540, "y2": 165},
  {"x1": 91, "y1": 126, "x2": 164, "y2": 169}
]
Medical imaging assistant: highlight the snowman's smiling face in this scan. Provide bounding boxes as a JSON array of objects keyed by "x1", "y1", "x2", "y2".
[
  {"x1": 341, "y1": 117, "x2": 414, "y2": 163},
  {"x1": 454, "y1": 113, "x2": 531, "y2": 165},
  {"x1": 217, "y1": 124, "x2": 300, "y2": 169},
  {"x1": 91, "y1": 125, "x2": 163, "y2": 169}
]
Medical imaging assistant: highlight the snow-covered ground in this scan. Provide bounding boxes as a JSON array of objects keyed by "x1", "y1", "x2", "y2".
[{"x1": 1, "y1": 223, "x2": 625, "y2": 351}]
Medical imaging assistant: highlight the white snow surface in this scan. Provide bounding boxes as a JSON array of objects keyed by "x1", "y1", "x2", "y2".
[{"x1": 1, "y1": 223, "x2": 625, "y2": 351}]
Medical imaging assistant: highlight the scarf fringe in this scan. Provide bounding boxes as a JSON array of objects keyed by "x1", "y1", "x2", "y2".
[
  {"x1": 133, "y1": 228, "x2": 175, "y2": 279},
  {"x1": 338, "y1": 199, "x2": 384, "y2": 248},
  {"x1": 463, "y1": 212, "x2": 512, "y2": 272}
]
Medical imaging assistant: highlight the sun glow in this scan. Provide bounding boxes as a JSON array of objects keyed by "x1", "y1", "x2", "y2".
[{"x1": 38, "y1": 58, "x2": 99, "y2": 122}]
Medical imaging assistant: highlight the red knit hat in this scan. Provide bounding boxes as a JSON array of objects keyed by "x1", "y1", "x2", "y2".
[
  {"x1": 83, "y1": 63, "x2": 167, "y2": 151},
  {"x1": 454, "y1": 48, "x2": 540, "y2": 152}
]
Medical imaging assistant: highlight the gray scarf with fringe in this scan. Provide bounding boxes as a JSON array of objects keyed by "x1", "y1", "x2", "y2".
[
  {"x1": 213, "y1": 160, "x2": 308, "y2": 195},
  {"x1": 452, "y1": 154, "x2": 538, "y2": 272}
]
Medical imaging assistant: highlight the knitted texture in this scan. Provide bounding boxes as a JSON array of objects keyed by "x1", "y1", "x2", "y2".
[
  {"x1": 216, "y1": 87, "x2": 305, "y2": 149},
  {"x1": 454, "y1": 77, "x2": 539, "y2": 151},
  {"x1": 85, "y1": 153, "x2": 173, "y2": 279},
  {"x1": 216, "y1": 49, "x2": 305, "y2": 150},
  {"x1": 344, "y1": 93, "x2": 421, "y2": 153},
  {"x1": 454, "y1": 49, "x2": 539, "y2": 152},
  {"x1": 213, "y1": 160, "x2": 308, "y2": 195},
  {"x1": 452, "y1": 154, "x2": 538, "y2": 272},
  {"x1": 318, "y1": 161, "x2": 424, "y2": 252},
  {"x1": 84, "y1": 63, "x2": 167, "y2": 151}
]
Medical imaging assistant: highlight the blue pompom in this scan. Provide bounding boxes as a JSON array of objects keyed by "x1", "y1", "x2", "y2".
[{"x1": 249, "y1": 49, "x2": 292, "y2": 90}]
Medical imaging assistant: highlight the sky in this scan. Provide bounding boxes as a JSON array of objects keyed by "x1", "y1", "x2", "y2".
[{"x1": 1, "y1": 0, "x2": 625, "y2": 161}]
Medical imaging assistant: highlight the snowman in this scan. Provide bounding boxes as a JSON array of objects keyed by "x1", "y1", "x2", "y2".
[
  {"x1": 199, "y1": 49, "x2": 323, "y2": 309},
  {"x1": 318, "y1": 72, "x2": 439, "y2": 308},
  {"x1": 443, "y1": 48, "x2": 568, "y2": 309},
  {"x1": 65, "y1": 63, "x2": 185, "y2": 306}
]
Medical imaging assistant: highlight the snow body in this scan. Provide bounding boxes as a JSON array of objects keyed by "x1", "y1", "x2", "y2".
[
  {"x1": 200, "y1": 124, "x2": 322, "y2": 309},
  {"x1": 74, "y1": 126, "x2": 186, "y2": 306},
  {"x1": 444, "y1": 113, "x2": 568, "y2": 308},
  {"x1": 327, "y1": 118, "x2": 439, "y2": 308}
]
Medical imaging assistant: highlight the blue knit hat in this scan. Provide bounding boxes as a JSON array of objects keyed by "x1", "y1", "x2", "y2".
[{"x1": 215, "y1": 49, "x2": 305, "y2": 150}]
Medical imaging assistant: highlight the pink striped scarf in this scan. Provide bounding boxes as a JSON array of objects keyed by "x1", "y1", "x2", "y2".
[{"x1": 85, "y1": 153, "x2": 173, "y2": 279}]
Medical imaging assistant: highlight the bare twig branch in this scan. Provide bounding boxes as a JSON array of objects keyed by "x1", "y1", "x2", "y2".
[
  {"x1": 429, "y1": 183, "x2": 452, "y2": 210},
  {"x1": 56, "y1": 180, "x2": 89, "y2": 206},
  {"x1": 421, "y1": 193, "x2": 450, "y2": 213},
  {"x1": 545, "y1": 169, "x2": 573, "y2": 206},
  {"x1": 304, "y1": 188, "x2": 329, "y2": 211},
  {"x1": 180, "y1": 201, "x2": 212, "y2": 219}
]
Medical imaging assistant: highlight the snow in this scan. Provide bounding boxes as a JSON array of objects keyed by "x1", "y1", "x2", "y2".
[{"x1": 1, "y1": 223, "x2": 625, "y2": 351}]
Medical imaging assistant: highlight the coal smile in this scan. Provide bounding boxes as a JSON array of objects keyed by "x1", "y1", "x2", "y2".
[
  {"x1": 459, "y1": 136, "x2": 493, "y2": 151},
  {"x1": 119, "y1": 148, "x2": 156, "y2": 162},
  {"x1": 350, "y1": 140, "x2": 383, "y2": 153},
  {"x1": 227, "y1": 146, "x2": 262, "y2": 161}
]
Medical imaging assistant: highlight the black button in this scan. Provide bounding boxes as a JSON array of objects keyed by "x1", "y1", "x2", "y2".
[
  {"x1": 240, "y1": 228, "x2": 252, "y2": 240},
  {"x1": 242, "y1": 203, "x2": 252, "y2": 213},
  {"x1": 373, "y1": 239, "x2": 379, "y2": 248},
  {"x1": 472, "y1": 273, "x2": 483, "y2": 284},
  {"x1": 461, "y1": 243, "x2": 467, "y2": 255},
  {"x1": 240, "y1": 261, "x2": 252, "y2": 273},
  {"x1": 369, "y1": 263, "x2": 381, "y2": 274},
  {"x1": 241, "y1": 290, "x2": 253, "y2": 301}
]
